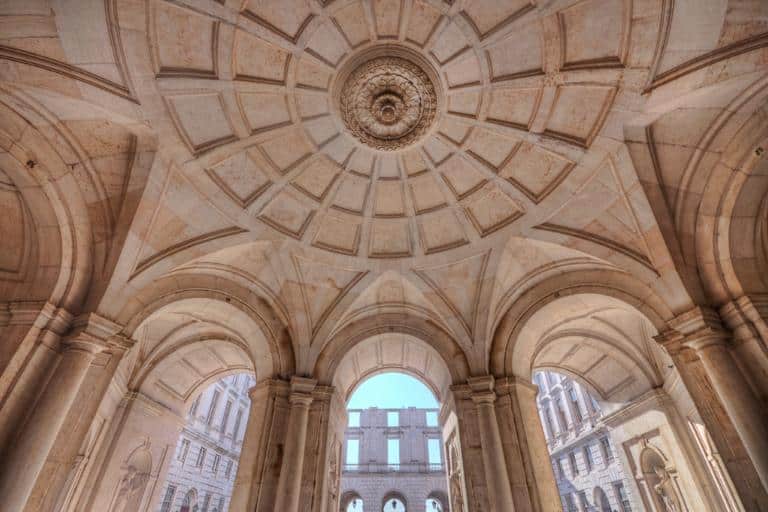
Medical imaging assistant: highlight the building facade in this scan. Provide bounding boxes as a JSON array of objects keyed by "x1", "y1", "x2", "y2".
[
  {"x1": 157, "y1": 374, "x2": 255, "y2": 512},
  {"x1": 535, "y1": 371, "x2": 636, "y2": 512},
  {"x1": 341, "y1": 407, "x2": 449, "y2": 512}
]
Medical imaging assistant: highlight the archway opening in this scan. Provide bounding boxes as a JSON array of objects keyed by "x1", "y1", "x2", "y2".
[
  {"x1": 533, "y1": 369, "x2": 637, "y2": 512},
  {"x1": 156, "y1": 372, "x2": 256, "y2": 512},
  {"x1": 341, "y1": 371, "x2": 449, "y2": 512}
]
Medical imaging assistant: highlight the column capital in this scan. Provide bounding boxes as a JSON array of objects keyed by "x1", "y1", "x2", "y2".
[
  {"x1": 659, "y1": 306, "x2": 732, "y2": 353},
  {"x1": 289, "y1": 376, "x2": 317, "y2": 407},
  {"x1": 64, "y1": 313, "x2": 131, "y2": 353}
]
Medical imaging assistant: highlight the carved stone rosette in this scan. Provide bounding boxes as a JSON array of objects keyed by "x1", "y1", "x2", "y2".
[{"x1": 338, "y1": 52, "x2": 439, "y2": 151}]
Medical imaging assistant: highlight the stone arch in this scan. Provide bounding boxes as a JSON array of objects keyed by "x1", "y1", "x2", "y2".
[
  {"x1": 180, "y1": 487, "x2": 198, "y2": 512},
  {"x1": 119, "y1": 273, "x2": 296, "y2": 381},
  {"x1": 381, "y1": 491, "x2": 407, "y2": 512},
  {"x1": 341, "y1": 490, "x2": 364, "y2": 511},
  {"x1": 107, "y1": 444, "x2": 152, "y2": 512},
  {"x1": 490, "y1": 268, "x2": 675, "y2": 381},
  {"x1": 313, "y1": 313, "x2": 470, "y2": 389},
  {"x1": 426, "y1": 490, "x2": 448, "y2": 511},
  {"x1": 694, "y1": 85, "x2": 768, "y2": 305},
  {"x1": 593, "y1": 486, "x2": 611, "y2": 512}
]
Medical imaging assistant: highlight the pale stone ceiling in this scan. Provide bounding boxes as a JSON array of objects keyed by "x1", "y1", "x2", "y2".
[{"x1": 1, "y1": 0, "x2": 767, "y2": 402}]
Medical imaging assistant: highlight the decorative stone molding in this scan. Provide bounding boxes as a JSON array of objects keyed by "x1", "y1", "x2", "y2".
[{"x1": 601, "y1": 388, "x2": 672, "y2": 428}]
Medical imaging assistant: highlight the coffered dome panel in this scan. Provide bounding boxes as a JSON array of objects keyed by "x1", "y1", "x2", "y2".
[{"x1": 143, "y1": 0, "x2": 652, "y2": 263}]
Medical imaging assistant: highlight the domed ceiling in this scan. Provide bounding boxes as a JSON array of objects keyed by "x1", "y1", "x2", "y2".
[{"x1": 143, "y1": 0, "x2": 646, "y2": 263}]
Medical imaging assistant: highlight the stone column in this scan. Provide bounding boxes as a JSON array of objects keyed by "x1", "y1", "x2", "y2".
[
  {"x1": 498, "y1": 377, "x2": 563, "y2": 512},
  {"x1": 686, "y1": 335, "x2": 768, "y2": 489},
  {"x1": 230, "y1": 380, "x2": 285, "y2": 511},
  {"x1": 661, "y1": 307, "x2": 768, "y2": 505},
  {"x1": 468, "y1": 376, "x2": 516, "y2": 512},
  {"x1": 0, "y1": 338, "x2": 104, "y2": 511},
  {"x1": 273, "y1": 377, "x2": 316, "y2": 512},
  {"x1": 720, "y1": 296, "x2": 768, "y2": 402}
]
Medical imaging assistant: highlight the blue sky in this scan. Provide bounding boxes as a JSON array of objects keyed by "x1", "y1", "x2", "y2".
[{"x1": 347, "y1": 372, "x2": 439, "y2": 409}]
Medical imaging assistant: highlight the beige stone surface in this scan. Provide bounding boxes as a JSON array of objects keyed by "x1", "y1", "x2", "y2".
[{"x1": 0, "y1": 1, "x2": 767, "y2": 511}]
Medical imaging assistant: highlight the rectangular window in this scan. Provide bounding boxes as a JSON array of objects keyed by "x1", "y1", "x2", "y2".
[
  {"x1": 601, "y1": 437, "x2": 614, "y2": 464},
  {"x1": 220, "y1": 400, "x2": 233, "y2": 432},
  {"x1": 160, "y1": 485, "x2": 176, "y2": 512},
  {"x1": 387, "y1": 411, "x2": 399, "y2": 427},
  {"x1": 614, "y1": 482, "x2": 632, "y2": 512},
  {"x1": 425, "y1": 411, "x2": 439, "y2": 427},
  {"x1": 557, "y1": 458, "x2": 566, "y2": 479},
  {"x1": 190, "y1": 395, "x2": 201, "y2": 417},
  {"x1": 583, "y1": 445, "x2": 593, "y2": 472},
  {"x1": 225, "y1": 459, "x2": 233, "y2": 478},
  {"x1": 568, "y1": 388, "x2": 583, "y2": 423},
  {"x1": 545, "y1": 407, "x2": 556, "y2": 437},
  {"x1": 178, "y1": 439, "x2": 191, "y2": 462},
  {"x1": 207, "y1": 390, "x2": 221, "y2": 425},
  {"x1": 427, "y1": 438, "x2": 442, "y2": 465},
  {"x1": 569, "y1": 451, "x2": 579, "y2": 476},
  {"x1": 563, "y1": 493, "x2": 578, "y2": 512},
  {"x1": 348, "y1": 411, "x2": 361, "y2": 427},
  {"x1": 556, "y1": 398, "x2": 569, "y2": 429},
  {"x1": 212, "y1": 453, "x2": 221, "y2": 475},
  {"x1": 202, "y1": 493, "x2": 211, "y2": 512},
  {"x1": 217, "y1": 497, "x2": 225, "y2": 512},
  {"x1": 233, "y1": 408, "x2": 244, "y2": 439},
  {"x1": 578, "y1": 491, "x2": 589, "y2": 511},
  {"x1": 196, "y1": 447, "x2": 207, "y2": 468},
  {"x1": 346, "y1": 439, "x2": 360, "y2": 465},
  {"x1": 387, "y1": 438, "x2": 400, "y2": 468}
]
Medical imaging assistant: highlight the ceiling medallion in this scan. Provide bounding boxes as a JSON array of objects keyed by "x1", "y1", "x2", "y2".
[{"x1": 338, "y1": 49, "x2": 440, "y2": 151}]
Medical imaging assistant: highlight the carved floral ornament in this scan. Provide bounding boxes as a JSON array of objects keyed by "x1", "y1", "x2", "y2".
[{"x1": 338, "y1": 51, "x2": 440, "y2": 151}]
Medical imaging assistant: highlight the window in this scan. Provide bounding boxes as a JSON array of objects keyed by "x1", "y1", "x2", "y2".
[
  {"x1": 196, "y1": 447, "x2": 207, "y2": 468},
  {"x1": 556, "y1": 398, "x2": 569, "y2": 429},
  {"x1": 427, "y1": 438, "x2": 442, "y2": 466},
  {"x1": 614, "y1": 482, "x2": 632, "y2": 512},
  {"x1": 568, "y1": 388, "x2": 583, "y2": 423},
  {"x1": 600, "y1": 437, "x2": 614, "y2": 464},
  {"x1": 190, "y1": 395, "x2": 201, "y2": 417},
  {"x1": 220, "y1": 400, "x2": 233, "y2": 432},
  {"x1": 534, "y1": 373, "x2": 544, "y2": 390},
  {"x1": 387, "y1": 438, "x2": 400, "y2": 468},
  {"x1": 545, "y1": 407, "x2": 556, "y2": 436},
  {"x1": 202, "y1": 492, "x2": 211, "y2": 512},
  {"x1": 233, "y1": 408, "x2": 244, "y2": 439},
  {"x1": 348, "y1": 411, "x2": 361, "y2": 427},
  {"x1": 225, "y1": 459, "x2": 233, "y2": 478},
  {"x1": 212, "y1": 454, "x2": 221, "y2": 475},
  {"x1": 563, "y1": 493, "x2": 578, "y2": 512},
  {"x1": 556, "y1": 457, "x2": 566, "y2": 479},
  {"x1": 206, "y1": 390, "x2": 221, "y2": 425},
  {"x1": 578, "y1": 491, "x2": 589, "y2": 511},
  {"x1": 583, "y1": 445, "x2": 593, "y2": 472},
  {"x1": 217, "y1": 497, "x2": 225, "y2": 512},
  {"x1": 547, "y1": 372, "x2": 556, "y2": 386},
  {"x1": 178, "y1": 439, "x2": 191, "y2": 462},
  {"x1": 160, "y1": 485, "x2": 176, "y2": 512},
  {"x1": 426, "y1": 411, "x2": 438, "y2": 427},
  {"x1": 569, "y1": 451, "x2": 579, "y2": 476},
  {"x1": 387, "y1": 411, "x2": 399, "y2": 427},
  {"x1": 346, "y1": 439, "x2": 360, "y2": 465}
]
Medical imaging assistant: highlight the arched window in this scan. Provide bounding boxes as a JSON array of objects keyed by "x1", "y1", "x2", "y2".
[
  {"x1": 180, "y1": 488, "x2": 198, "y2": 512},
  {"x1": 382, "y1": 497, "x2": 406, "y2": 512},
  {"x1": 425, "y1": 491, "x2": 447, "y2": 511},
  {"x1": 594, "y1": 486, "x2": 611, "y2": 512}
]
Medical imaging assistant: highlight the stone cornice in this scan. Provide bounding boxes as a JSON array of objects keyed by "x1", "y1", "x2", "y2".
[
  {"x1": 64, "y1": 312, "x2": 133, "y2": 353},
  {"x1": 600, "y1": 388, "x2": 671, "y2": 428}
]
